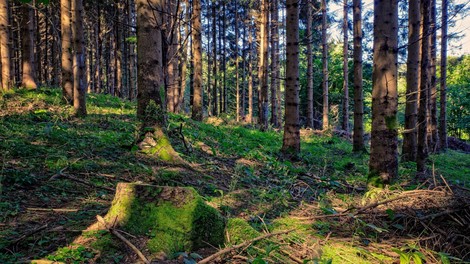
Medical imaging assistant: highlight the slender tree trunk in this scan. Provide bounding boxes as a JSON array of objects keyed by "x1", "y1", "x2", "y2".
[
  {"x1": 428, "y1": 0, "x2": 438, "y2": 153},
  {"x1": 402, "y1": 0, "x2": 420, "y2": 162},
  {"x1": 191, "y1": 0, "x2": 203, "y2": 121},
  {"x1": 211, "y1": 1, "x2": 217, "y2": 116},
  {"x1": 178, "y1": 0, "x2": 190, "y2": 113},
  {"x1": 306, "y1": 0, "x2": 314, "y2": 128},
  {"x1": 342, "y1": 0, "x2": 349, "y2": 132},
  {"x1": 417, "y1": 0, "x2": 431, "y2": 174},
  {"x1": 352, "y1": 0, "x2": 364, "y2": 151},
  {"x1": 281, "y1": 0, "x2": 300, "y2": 157},
  {"x1": 235, "y1": 0, "x2": 240, "y2": 121},
  {"x1": 21, "y1": 3, "x2": 37, "y2": 89},
  {"x1": 368, "y1": 0, "x2": 398, "y2": 187},
  {"x1": 439, "y1": 0, "x2": 448, "y2": 150},
  {"x1": 321, "y1": 0, "x2": 329, "y2": 130},
  {"x1": 270, "y1": 0, "x2": 280, "y2": 128},
  {"x1": 220, "y1": 1, "x2": 227, "y2": 113},
  {"x1": 258, "y1": 0, "x2": 269, "y2": 130},
  {"x1": 0, "y1": 0, "x2": 11, "y2": 91},
  {"x1": 72, "y1": 0, "x2": 87, "y2": 116},
  {"x1": 241, "y1": 8, "x2": 246, "y2": 120},
  {"x1": 247, "y1": 19, "x2": 253, "y2": 124}
]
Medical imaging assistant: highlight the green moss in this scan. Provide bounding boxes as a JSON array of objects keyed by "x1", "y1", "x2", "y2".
[
  {"x1": 367, "y1": 171, "x2": 386, "y2": 189},
  {"x1": 321, "y1": 242, "x2": 392, "y2": 263},
  {"x1": 225, "y1": 218, "x2": 260, "y2": 245},
  {"x1": 103, "y1": 185, "x2": 224, "y2": 256}
]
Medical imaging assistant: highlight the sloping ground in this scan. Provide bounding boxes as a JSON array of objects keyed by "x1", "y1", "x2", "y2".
[{"x1": 1, "y1": 89, "x2": 469, "y2": 263}]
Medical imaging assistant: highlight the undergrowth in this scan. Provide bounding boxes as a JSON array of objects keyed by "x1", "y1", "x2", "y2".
[{"x1": 0, "y1": 88, "x2": 468, "y2": 263}]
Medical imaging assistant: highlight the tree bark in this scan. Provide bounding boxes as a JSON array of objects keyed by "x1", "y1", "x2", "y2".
[
  {"x1": 247, "y1": 18, "x2": 253, "y2": 124},
  {"x1": 342, "y1": 0, "x2": 349, "y2": 132},
  {"x1": 281, "y1": 0, "x2": 300, "y2": 157},
  {"x1": 368, "y1": 0, "x2": 398, "y2": 187},
  {"x1": 235, "y1": 0, "x2": 240, "y2": 121},
  {"x1": 270, "y1": 0, "x2": 280, "y2": 128},
  {"x1": 352, "y1": 0, "x2": 364, "y2": 151},
  {"x1": 428, "y1": 0, "x2": 438, "y2": 153},
  {"x1": 211, "y1": 1, "x2": 217, "y2": 116},
  {"x1": 306, "y1": 0, "x2": 314, "y2": 129},
  {"x1": 258, "y1": 0, "x2": 269, "y2": 130},
  {"x1": 72, "y1": 0, "x2": 86, "y2": 116},
  {"x1": 0, "y1": 0, "x2": 11, "y2": 91},
  {"x1": 61, "y1": 0, "x2": 73, "y2": 103},
  {"x1": 439, "y1": 0, "x2": 448, "y2": 150},
  {"x1": 402, "y1": 0, "x2": 420, "y2": 162},
  {"x1": 417, "y1": 0, "x2": 431, "y2": 174},
  {"x1": 191, "y1": 0, "x2": 203, "y2": 121},
  {"x1": 20, "y1": 3, "x2": 37, "y2": 89},
  {"x1": 321, "y1": 0, "x2": 329, "y2": 130}
]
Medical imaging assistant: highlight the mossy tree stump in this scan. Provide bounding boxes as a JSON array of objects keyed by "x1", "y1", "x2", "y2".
[{"x1": 100, "y1": 183, "x2": 225, "y2": 258}]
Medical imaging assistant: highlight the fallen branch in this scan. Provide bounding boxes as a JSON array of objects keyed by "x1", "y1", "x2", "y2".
[
  {"x1": 27, "y1": 207, "x2": 78, "y2": 213},
  {"x1": 96, "y1": 215, "x2": 150, "y2": 264},
  {"x1": 198, "y1": 229, "x2": 295, "y2": 264},
  {"x1": 10, "y1": 224, "x2": 48, "y2": 245}
]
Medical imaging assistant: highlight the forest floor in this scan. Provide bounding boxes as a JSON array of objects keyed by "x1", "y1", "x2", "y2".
[{"x1": 0, "y1": 89, "x2": 470, "y2": 264}]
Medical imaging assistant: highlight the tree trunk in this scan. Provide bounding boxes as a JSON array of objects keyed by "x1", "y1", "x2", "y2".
[
  {"x1": 211, "y1": 1, "x2": 217, "y2": 116},
  {"x1": 417, "y1": 0, "x2": 431, "y2": 174},
  {"x1": 402, "y1": 0, "x2": 420, "y2": 162},
  {"x1": 428, "y1": 0, "x2": 438, "y2": 153},
  {"x1": 270, "y1": 0, "x2": 280, "y2": 128},
  {"x1": 0, "y1": 0, "x2": 11, "y2": 91},
  {"x1": 235, "y1": 0, "x2": 240, "y2": 121},
  {"x1": 352, "y1": 0, "x2": 364, "y2": 151},
  {"x1": 191, "y1": 0, "x2": 203, "y2": 121},
  {"x1": 439, "y1": 0, "x2": 448, "y2": 150},
  {"x1": 247, "y1": 18, "x2": 253, "y2": 124},
  {"x1": 368, "y1": 0, "x2": 398, "y2": 187},
  {"x1": 220, "y1": 2, "x2": 225, "y2": 113},
  {"x1": 258, "y1": 0, "x2": 269, "y2": 130},
  {"x1": 321, "y1": 0, "x2": 329, "y2": 130},
  {"x1": 20, "y1": 3, "x2": 37, "y2": 89},
  {"x1": 342, "y1": 0, "x2": 349, "y2": 132},
  {"x1": 281, "y1": 0, "x2": 300, "y2": 157},
  {"x1": 72, "y1": 0, "x2": 86, "y2": 116},
  {"x1": 306, "y1": 0, "x2": 314, "y2": 129}
]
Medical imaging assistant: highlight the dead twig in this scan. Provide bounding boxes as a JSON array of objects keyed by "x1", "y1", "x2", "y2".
[
  {"x1": 26, "y1": 207, "x2": 78, "y2": 213},
  {"x1": 198, "y1": 229, "x2": 295, "y2": 264},
  {"x1": 10, "y1": 224, "x2": 48, "y2": 245},
  {"x1": 96, "y1": 215, "x2": 150, "y2": 264}
]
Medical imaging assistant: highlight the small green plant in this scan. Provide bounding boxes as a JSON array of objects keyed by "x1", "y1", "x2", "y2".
[
  {"x1": 392, "y1": 245, "x2": 426, "y2": 264},
  {"x1": 47, "y1": 245, "x2": 96, "y2": 263}
]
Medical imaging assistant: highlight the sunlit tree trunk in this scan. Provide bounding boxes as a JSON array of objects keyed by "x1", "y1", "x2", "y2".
[
  {"x1": 191, "y1": 0, "x2": 203, "y2": 121},
  {"x1": 72, "y1": 0, "x2": 86, "y2": 116},
  {"x1": 402, "y1": 0, "x2": 420, "y2": 162},
  {"x1": 258, "y1": 0, "x2": 269, "y2": 130},
  {"x1": 281, "y1": 0, "x2": 300, "y2": 157},
  {"x1": 306, "y1": 0, "x2": 314, "y2": 128},
  {"x1": 0, "y1": 0, "x2": 11, "y2": 91},
  {"x1": 439, "y1": 0, "x2": 448, "y2": 150},
  {"x1": 321, "y1": 0, "x2": 329, "y2": 130},
  {"x1": 352, "y1": 0, "x2": 364, "y2": 151},
  {"x1": 270, "y1": 0, "x2": 280, "y2": 128},
  {"x1": 61, "y1": 0, "x2": 73, "y2": 102},
  {"x1": 368, "y1": 0, "x2": 398, "y2": 187},
  {"x1": 417, "y1": 0, "x2": 431, "y2": 174},
  {"x1": 21, "y1": 3, "x2": 37, "y2": 89},
  {"x1": 342, "y1": 0, "x2": 349, "y2": 132}
]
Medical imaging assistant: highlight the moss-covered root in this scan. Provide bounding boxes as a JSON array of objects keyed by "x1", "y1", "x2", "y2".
[
  {"x1": 102, "y1": 183, "x2": 225, "y2": 258},
  {"x1": 138, "y1": 126, "x2": 184, "y2": 164}
]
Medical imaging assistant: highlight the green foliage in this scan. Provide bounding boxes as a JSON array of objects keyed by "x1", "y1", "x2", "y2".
[
  {"x1": 47, "y1": 245, "x2": 95, "y2": 263},
  {"x1": 391, "y1": 245, "x2": 426, "y2": 264},
  {"x1": 446, "y1": 55, "x2": 470, "y2": 139}
]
